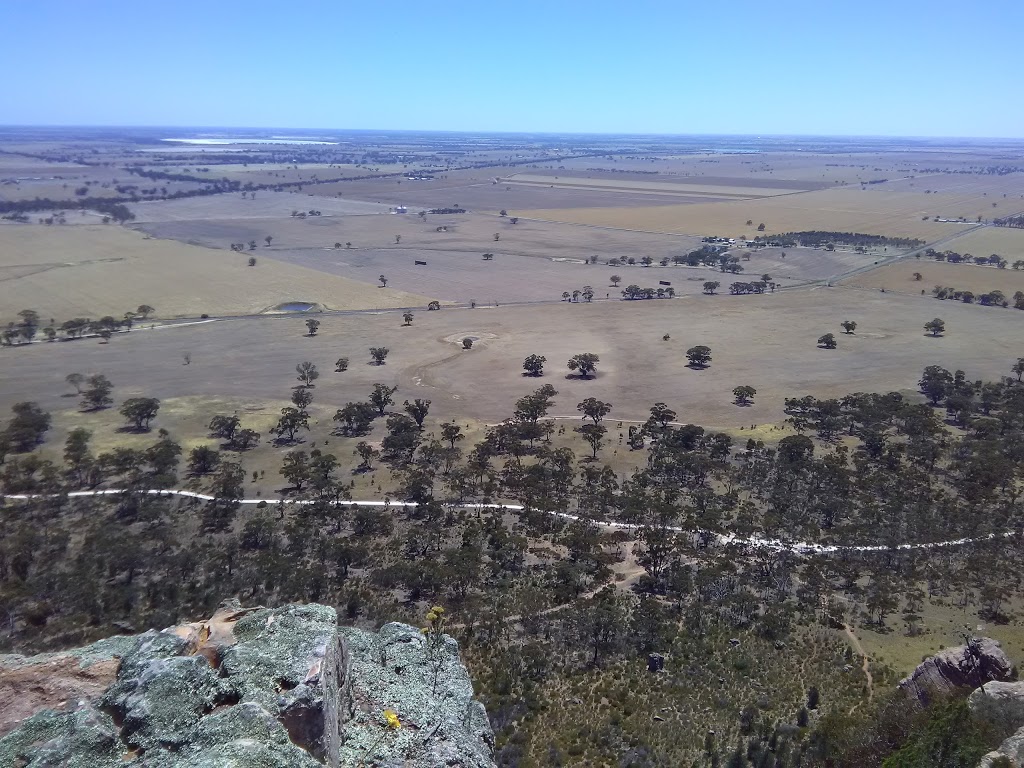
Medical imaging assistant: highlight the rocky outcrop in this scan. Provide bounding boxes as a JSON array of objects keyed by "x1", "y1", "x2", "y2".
[
  {"x1": 979, "y1": 727, "x2": 1024, "y2": 767},
  {"x1": 899, "y1": 637, "x2": 1015, "y2": 705},
  {"x1": 969, "y1": 682, "x2": 1024, "y2": 767},
  {"x1": 338, "y1": 622, "x2": 495, "y2": 767},
  {"x1": 0, "y1": 634, "x2": 136, "y2": 738},
  {"x1": 970, "y1": 682, "x2": 1024, "y2": 731},
  {"x1": 0, "y1": 603, "x2": 494, "y2": 767}
]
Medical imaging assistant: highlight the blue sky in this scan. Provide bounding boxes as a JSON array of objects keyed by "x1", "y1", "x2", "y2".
[{"x1": 3, "y1": 0, "x2": 1021, "y2": 137}]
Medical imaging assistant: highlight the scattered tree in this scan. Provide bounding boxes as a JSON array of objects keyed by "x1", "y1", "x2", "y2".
[
  {"x1": 818, "y1": 333, "x2": 838, "y2": 349},
  {"x1": 369, "y1": 383, "x2": 398, "y2": 415},
  {"x1": 703, "y1": 281, "x2": 720, "y2": 295},
  {"x1": 355, "y1": 441, "x2": 380, "y2": 471},
  {"x1": 296, "y1": 361, "x2": 320, "y2": 387},
  {"x1": 575, "y1": 423, "x2": 607, "y2": 459},
  {"x1": 686, "y1": 346, "x2": 712, "y2": 368},
  {"x1": 369, "y1": 347, "x2": 390, "y2": 365},
  {"x1": 379, "y1": 275, "x2": 388, "y2": 288},
  {"x1": 925, "y1": 318, "x2": 946, "y2": 337},
  {"x1": 334, "y1": 402, "x2": 376, "y2": 436},
  {"x1": 567, "y1": 353, "x2": 600, "y2": 379},
  {"x1": 119, "y1": 397, "x2": 160, "y2": 431},
  {"x1": 841, "y1": 320, "x2": 857, "y2": 334},
  {"x1": 269, "y1": 407, "x2": 310, "y2": 443},
  {"x1": 305, "y1": 318, "x2": 320, "y2": 336},
  {"x1": 208, "y1": 414, "x2": 241, "y2": 441},
  {"x1": 733, "y1": 386, "x2": 756, "y2": 406},
  {"x1": 136, "y1": 305, "x2": 155, "y2": 320},
  {"x1": 462, "y1": 337, "x2": 474, "y2": 349},
  {"x1": 187, "y1": 445, "x2": 220, "y2": 476},
  {"x1": 404, "y1": 398, "x2": 431, "y2": 428},
  {"x1": 610, "y1": 275, "x2": 622, "y2": 287},
  {"x1": 441, "y1": 422, "x2": 463, "y2": 449},
  {"x1": 4, "y1": 402, "x2": 51, "y2": 452},
  {"x1": 81, "y1": 375, "x2": 114, "y2": 411},
  {"x1": 403, "y1": 312, "x2": 414, "y2": 326},
  {"x1": 1013, "y1": 358, "x2": 1024, "y2": 382},
  {"x1": 65, "y1": 372, "x2": 86, "y2": 394},
  {"x1": 523, "y1": 354, "x2": 546, "y2": 377},
  {"x1": 291, "y1": 387, "x2": 314, "y2": 414},
  {"x1": 577, "y1": 397, "x2": 612, "y2": 423},
  {"x1": 335, "y1": 357, "x2": 350, "y2": 372}
]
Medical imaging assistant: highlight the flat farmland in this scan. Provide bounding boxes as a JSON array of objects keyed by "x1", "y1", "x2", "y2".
[
  {"x1": 504, "y1": 173, "x2": 806, "y2": 199},
  {"x1": 728, "y1": 246, "x2": 880, "y2": 283},
  {"x1": 134, "y1": 209, "x2": 705, "y2": 264},
  {"x1": 518, "y1": 186, "x2": 986, "y2": 240},
  {"x1": 4, "y1": 286, "x2": 1021, "y2": 440},
  {"x1": 0, "y1": 224, "x2": 432, "y2": 321},
  {"x1": 258, "y1": 247, "x2": 659, "y2": 304},
  {"x1": 304, "y1": 170, "x2": 682, "y2": 211},
  {"x1": 550, "y1": 150, "x2": 1016, "y2": 185},
  {"x1": 244, "y1": 242, "x2": 874, "y2": 303},
  {"x1": 842, "y1": 258, "x2": 1024, "y2": 296},
  {"x1": 513, "y1": 169, "x2": 831, "y2": 191},
  {"x1": 129, "y1": 191, "x2": 391, "y2": 222},
  {"x1": 391, "y1": 180, "x2": 708, "y2": 211},
  {"x1": 938, "y1": 224, "x2": 1024, "y2": 258}
]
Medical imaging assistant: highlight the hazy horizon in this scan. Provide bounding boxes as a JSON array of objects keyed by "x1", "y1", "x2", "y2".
[
  {"x1": 3, "y1": 0, "x2": 1022, "y2": 138},
  {"x1": 3, "y1": 125, "x2": 1024, "y2": 144}
]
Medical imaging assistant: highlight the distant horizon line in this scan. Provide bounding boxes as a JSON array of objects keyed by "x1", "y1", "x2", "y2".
[{"x1": 1, "y1": 124, "x2": 1023, "y2": 142}]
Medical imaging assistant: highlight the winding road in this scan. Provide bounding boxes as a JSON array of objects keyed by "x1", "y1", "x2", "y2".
[{"x1": 3, "y1": 489, "x2": 1020, "y2": 556}]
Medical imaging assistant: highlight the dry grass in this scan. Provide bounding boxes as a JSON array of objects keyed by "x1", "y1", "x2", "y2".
[
  {"x1": 506, "y1": 173, "x2": 801, "y2": 199},
  {"x1": 842, "y1": 259, "x2": 1024, "y2": 296},
  {"x1": 938, "y1": 225, "x2": 1024, "y2": 259},
  {"x1": 0, "y1": 223, "x2": 434, "y2": 321},
  {"x1": 517, "y1": 186, "x2": 995, "y2": 240},
  {"x1": 6, "y1": 287, "x2": 1023, "y2": 452},
  {"x1": 851, "y1": 596, "x2": 1024, "y2": 679}
]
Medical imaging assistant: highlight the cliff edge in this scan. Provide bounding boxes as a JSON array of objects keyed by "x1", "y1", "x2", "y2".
[{"x1": 0, "y1": 602, "x2": 495, "y2": 767}]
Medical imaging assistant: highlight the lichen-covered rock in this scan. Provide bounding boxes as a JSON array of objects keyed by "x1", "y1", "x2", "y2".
[
  {"x1": 102, "y1": 630, "x2": 232, "y2": 751},
  {"x1": 978, "y1": 725, "x2": 1024, "y2": 767},
  {"x1": 899, "y1": 637, "x2": 1015, "y2": 705},
  {"x1": 0, "y1": 634, "x2": 136, "y2": 738},
  {"x1": 0, "y1": 605, "x2": 492, "y2": 768},
  {"x1": 970, "y1": 681, "x2": 1024, "y2": 733},
  {"x1": 0, "y1": 702, "x2": 126, "y2": 767},
  {"x1": 338, "y1": 622, "x2": 495, "y2": 768},
  {"x1": 138, "y1": 702, "x2": 321, "y2": 768},
  {"x1": 219, "y1": 603, "x2": 341, "y2": 763}
]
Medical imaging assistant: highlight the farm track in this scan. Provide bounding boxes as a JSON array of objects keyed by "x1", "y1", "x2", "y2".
[
  {"x1": 3, "y1": 489, "x2": 1021, "y2": 556},
  {"x1": 843, "y1": 623, "x2": 875, "y2": 710}
]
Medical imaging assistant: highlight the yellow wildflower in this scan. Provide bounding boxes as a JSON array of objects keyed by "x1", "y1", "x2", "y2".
[{"x1": 384, "y1": 709, "x2": 401, "y2": 730}]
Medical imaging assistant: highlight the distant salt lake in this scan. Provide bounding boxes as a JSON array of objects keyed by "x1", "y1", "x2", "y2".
[{"x1": 162, "y1": 138, "x2": 338, "y2": 146}]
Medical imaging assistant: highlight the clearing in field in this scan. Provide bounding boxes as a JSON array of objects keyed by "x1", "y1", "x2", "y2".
[
  {"x1": 517, "y1": 186, "x2": 995, "y2": 240},
  {"x1": 0, "y1": 223, "x2": 434, "y2": 321},
  {"x1": 841, "y1": 258, "x2": 1024, "y2": 297}
]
